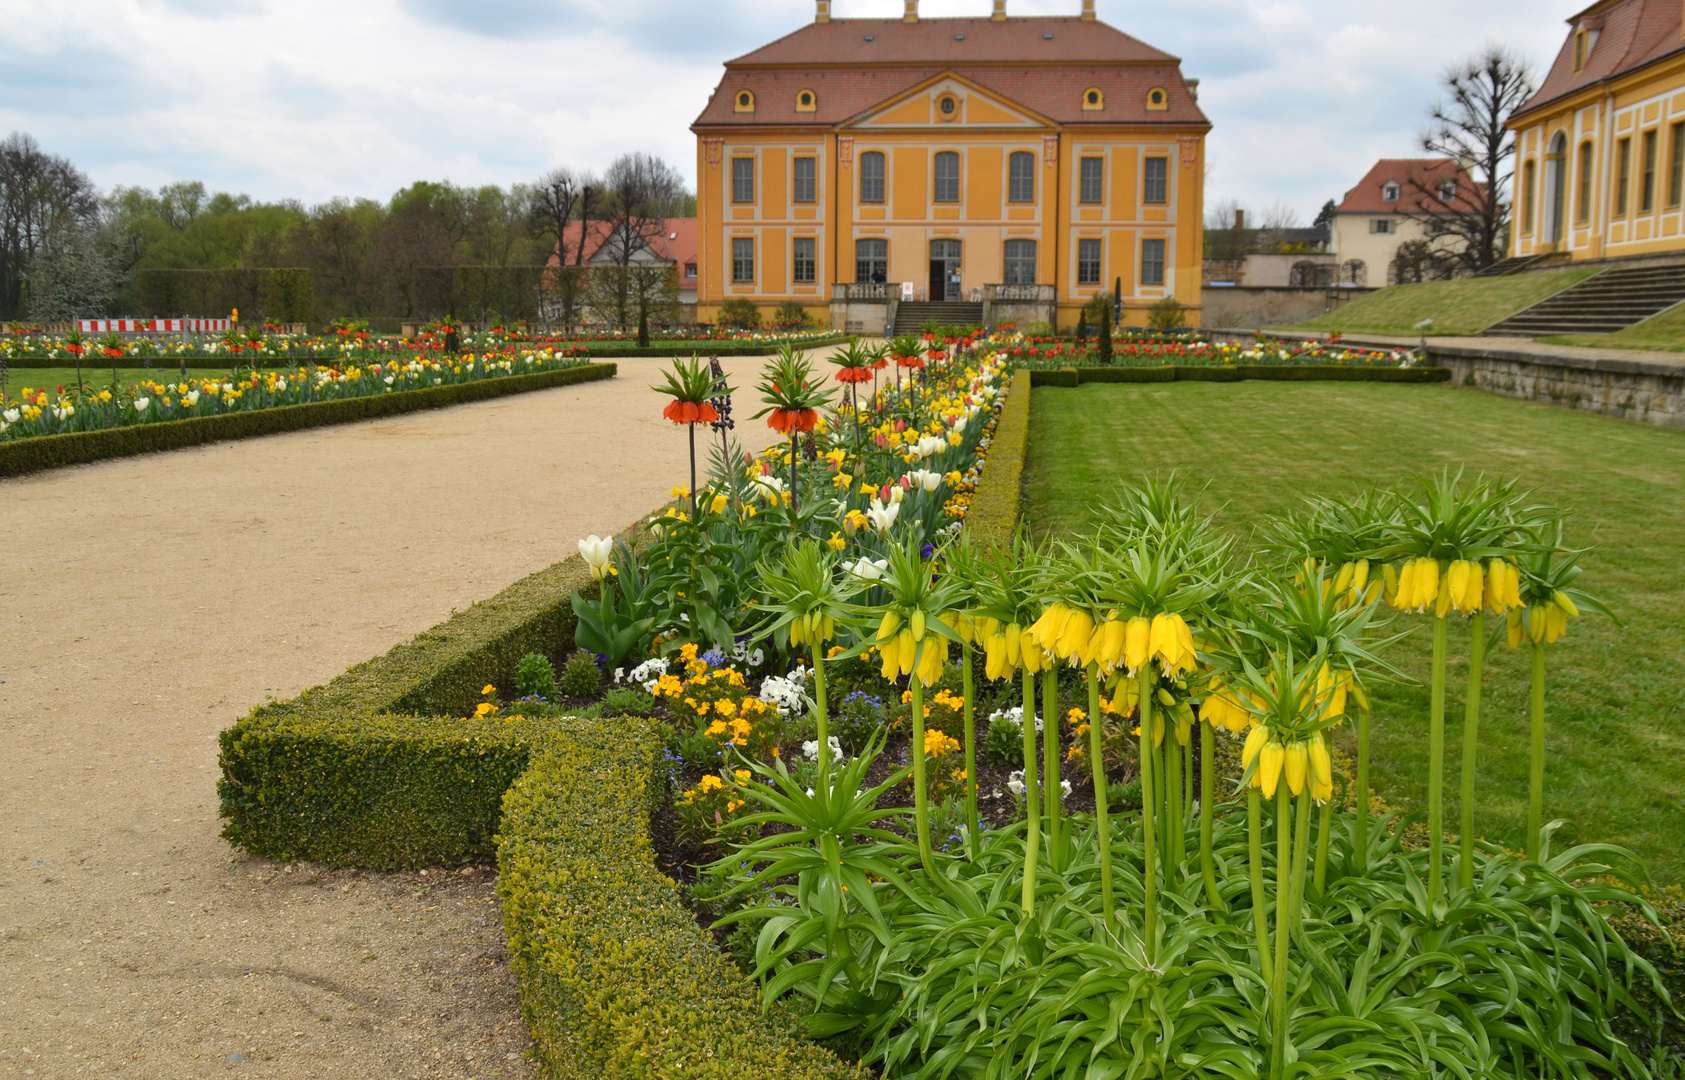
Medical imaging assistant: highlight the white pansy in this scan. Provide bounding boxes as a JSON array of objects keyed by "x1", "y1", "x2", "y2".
[
  {"x1": 1006, "y1": 770, "x2": 1026, "y2": 798},
  {"x1": 801, "y1": 736, "x2": 844, "y2": 763}
]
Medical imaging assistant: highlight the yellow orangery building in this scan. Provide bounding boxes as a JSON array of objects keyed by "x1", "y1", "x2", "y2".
[
  {"x1": 1510, "y1": 0, "x2": 1685, "y2": 260},
  {"x1": 691, "y1": 0, "x2": 1210, "y2": 331}
]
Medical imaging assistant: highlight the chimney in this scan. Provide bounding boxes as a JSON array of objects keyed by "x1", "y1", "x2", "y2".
[
  {"x1": 816, "y1": 0, "x2": 830, "y2": 22},
  {"x1": 904, "y1": 0, "x2": 918, "y2": 22},
  {"x1": 1081, "y1": 0, "x2": 1096, "y2": 20},
  {"x1": 992, "y1": 0, "x2": 1007, "y2": 19},
  {"x1": 1234, "y1": 209, "x2": 1245, "y2": 230}
]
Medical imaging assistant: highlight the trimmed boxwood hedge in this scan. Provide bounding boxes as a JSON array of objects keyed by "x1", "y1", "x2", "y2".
[
  {"x1": 0, "y1": 362, "x2": 615, "y2": 478},
  {"x1": 964, "y1": 367, "x2": 1030, "y2": 544},
  {"x1": 581, "y1": 334, "x2": 848, "y2": 357},
  {"x1": 217, "y1": 511, "x2": 862, "y2": 1075},
  {"x1": 498, "y1": 721, "x2": 869, "y2": 1079},
  {"x1": 1029, "y1": 364, "x2": 1451, "y2": 387}
]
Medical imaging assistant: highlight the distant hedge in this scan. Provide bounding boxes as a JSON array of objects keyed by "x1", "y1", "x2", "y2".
[
  {"x1": 964, "y1": 367, "x2": 1030, "y2": 544},
  {"x1": 0, "y1": 362, "x2": 615, "y2": 478},
  {"x1": 580, "y1": 334, "x2": 848, "y2": 358},
  {"x1": 1028, "y1": 364, "x2": 1452, "y2": 387}
]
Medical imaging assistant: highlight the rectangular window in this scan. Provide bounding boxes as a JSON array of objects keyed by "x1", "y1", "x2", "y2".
[
  {"x1": 793, "y1": 157, "x2": 816, "y2": 204},
  {"x1": 1143, "y1": 156, "x2": 1168, "y2": 204},
  {"x1": 1577, "y1": 143, "x2": 1594, "y2": 222},
  {"x1": 933, "y1": 151, "x2": 960, "y2": 203},
  {"x1": 1370, "y1": 218, "x2": 1393, "y2": 235},
  {"x1": 792, "y1": 237, "x2": 816, "y2": 284},
  {"x1": 1008, "y1": 151, "x2": 1036, "y2": 203},
  {"x1": 854, "y1": 238, "x2": 888, "y2": 283},
  {"x1": 1522, "y1": 159, "x2": 1536, "y2": 232},
  {"x1": 860, "y1": 151, "x2": 885, "y2": 204},
  {"x1": 685, "y1": 263, "x2": 697, "y2": 280},
  {"x1": 1141, "y1": 238, "x2": 1166, "y2": 286},
  {"x1": 731, "y1": 237, "x2": 754, "y2": 283},
  {"x1": 1574, "y1": 30, "x2": 1586, "y2": 72},
  {"x1": 1003, "y1": 239, "x2": 1037, "y2": 284},
  {"x1": 1079, "y1": 157, "x2": 1104, "y2": 204},
  {"x1": 1671, "y1": 122, "x2": 1685, "y2": 208},
  {"x1": 1616, "y1": 137, "x2": 1631, "y2": 216},
  {"x1": 1642, "y1": 130, "x2": 1659, "y2": 212},
  {"x1": 731, "y1": 158, "x2": 755, "y2": 204},
  {"x1": 1076, "y1": 237, "x2": 1102, "y2": 284}
]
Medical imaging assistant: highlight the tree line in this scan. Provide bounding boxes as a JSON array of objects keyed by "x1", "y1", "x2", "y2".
[{"x1": 0, "y1": 135, "x2": 694, "y2": 329}]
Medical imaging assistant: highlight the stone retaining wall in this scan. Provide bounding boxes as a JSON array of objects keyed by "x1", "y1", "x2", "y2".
[{"x1": 1428, "y1": 342, "x2": 1685, "y2": 429}]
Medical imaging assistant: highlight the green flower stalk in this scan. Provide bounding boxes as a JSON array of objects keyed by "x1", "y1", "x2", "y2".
[
  {"x1": 962, "y1": 633, "x2": 979, "y2": 860},
  {"x1": 1200, "y1": 718, "x2": 1225, "y2": 912},
  {"x1": 1042, "y1": 664, "x2": 1063, "y2": 870},
  {"x1": 1248, "y1": 788, "x2": 1272, "y2": 983},
  {"x1": 1459, "y1": 609, "x2": 1485, "y2": 890},
  {"x1": 1022, "y1": 668, "x2": 1041, "y2": 916},
  {"x1": 1138, "y1": 667, "x2": 1158, "y2": 951},
  {"x1": 1086, "y1": 664, "x2": 1110, "y2": 917}
]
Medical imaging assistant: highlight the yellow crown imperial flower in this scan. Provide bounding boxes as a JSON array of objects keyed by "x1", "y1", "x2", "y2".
[
  {"x1": 1258, "y1": 740, "x2": 1286, "y2": 798},
  {"x1": 1123, "y1": 616, "x2": 1152, "y2": 675},
  {"x1": 1283, "y1": 741, "x2": 1309, "y2": 796},
  {"x1": 1309, "y1": 737, "x2": 1334, "y2": 803}
]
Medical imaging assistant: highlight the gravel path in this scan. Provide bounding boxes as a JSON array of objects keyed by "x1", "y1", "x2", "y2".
[{"x1": 0, "y1": 354, "x2": 788, "y2": 1079}]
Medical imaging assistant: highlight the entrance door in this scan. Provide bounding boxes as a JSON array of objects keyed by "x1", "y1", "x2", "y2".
[{"x1": 928, "y1": 240, "x2": 962, "y2": 301}]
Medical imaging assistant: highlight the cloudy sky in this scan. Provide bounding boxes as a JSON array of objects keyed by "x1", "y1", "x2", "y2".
[{"x1": 1, "y1": 0, "x2": 1580, "y2": 222}]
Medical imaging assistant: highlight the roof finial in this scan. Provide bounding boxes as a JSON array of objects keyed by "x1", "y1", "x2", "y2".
[
  {"x1": 904, "y1": 0, "x2": 919, "y2": 23},
  {"x1": 992, "y1": 0, "x2": 1007, "y2": 19},
  {"x1": 1081, "y1": 0, "x2": 1096, "y2": 20},
  {"x1": 816, "y1": 0, "x2": 830, "y2": 22}
]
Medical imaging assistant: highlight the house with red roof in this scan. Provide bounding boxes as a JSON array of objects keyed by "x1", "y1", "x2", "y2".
[
  {"x1": 1508, "y1": 0, "x2": 1685, "y2": 262},
  {"x1": 1329, "y1": 159, "x2": 1482, "y2": 285},
  {"x1": 691, "y1": 0, "x2": 1210, "y2": 330},
  {"x1": 546, "y1": 218, "x2": 699, "y2": 307}
]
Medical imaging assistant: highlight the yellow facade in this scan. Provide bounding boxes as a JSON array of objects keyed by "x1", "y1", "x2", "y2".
[
  {"x1": 1510, "y1": 7, "x2": 1685, "y2": 261},
  {"x1": 694, "y1": 36, "x2": 1207, "y2": 329}
]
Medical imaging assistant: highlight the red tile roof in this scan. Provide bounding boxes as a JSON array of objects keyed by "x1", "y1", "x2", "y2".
[
  {"x1": 1514, "y1": 0, "x2": 1685, "y2": 121},
  {"x1": 693, "y1": 17, "x2": 1207, "y2": 130},
  {"x1": 547, "y1": 218, "x2": 697, "y2": 267},
  {"x1": 1335, "y1": 159, "x2": 1483, "y2": 214}
]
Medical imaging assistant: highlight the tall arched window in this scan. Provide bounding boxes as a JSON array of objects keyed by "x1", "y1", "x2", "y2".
[
  {"x1": 859, "y1": 151, "x2": 886, "y2": 204},
  {"x1": 933, "y1": 151, "x2": 960, "y2": 203},
  {"x1": 855, "y1": 239, "x2": 888, "y2": 284},
  {"x1": 1520, "y1": 159, "x2": 1536, "y2": 234},
  {"x1": 1008, "y1": 151, "x2": 1035, "y2": 203},
  {"x1": 1003, "y1": 239, "x2": 1037, "y2": 284},
  {"x1": 1577, "y1": 141, "x2": 1594, "y2": 223}
]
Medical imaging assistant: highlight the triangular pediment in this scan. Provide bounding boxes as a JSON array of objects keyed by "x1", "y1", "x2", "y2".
[{"x1": 841, "y1": 72, "x2": 1055, "y2": 131}]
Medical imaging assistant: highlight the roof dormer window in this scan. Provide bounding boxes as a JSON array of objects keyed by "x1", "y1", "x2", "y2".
[
  {"x1": 1382, "y1": 181, "x2": 1400, "y2": 202},
  {"x1": 735, "y1": 90, "x2": 755, "y2": 113},
  {"x1": 1438, "y1": 179, "x2": 1457, "y2": 202}
]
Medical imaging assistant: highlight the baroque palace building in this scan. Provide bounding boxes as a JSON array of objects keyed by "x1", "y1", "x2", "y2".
[
  {"x1": 690, "y1": 0, "x2": 1210, "y2": 331},
  {"x1": 1509, "y1": 0, "x2": 1685, "y2": 261}
]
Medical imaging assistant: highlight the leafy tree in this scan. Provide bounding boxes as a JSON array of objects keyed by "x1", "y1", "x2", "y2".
[
  {"x1": 1312, "y1": 199, "x2": 1338, "y2": 231},
  {"x1": 0, "y1": 131, "x2": 103, "y2": 320}
]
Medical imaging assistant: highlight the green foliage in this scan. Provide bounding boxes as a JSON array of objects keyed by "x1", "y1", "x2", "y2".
[
  {"x1": 718, "y1": 298, "x2": 761, "y2": 328},
  {"x1": 1147, "y1": 294, "x2": 1187, "y2": 330},
  {"x1": 1106, "y1": 775, "x2": 1143, "y2": 810},
  {"x1": 831, "y1": 690, "x2": 890, "y2": 754},
  {"x1": 981, "y1": 714, "x2": 1022, "y2": 767},
  {"x1": 601, "y1": 685, "x2": 656, "y2": 716},
  {"x1": 560, "y1": 649, "x2": 602, "y2": 698},
  {"x1": 0, "y1": 362, "x2": 615, "y2": 478},
  {"x1": 497, "y1": 722, "x2": 868, "y2": 1079},
  {"x1": 773, "y1": 300, "x2": 812, "y2": 326},
  {"x1": 515, "y1": 652, "x2": 558, "y2": 701}
]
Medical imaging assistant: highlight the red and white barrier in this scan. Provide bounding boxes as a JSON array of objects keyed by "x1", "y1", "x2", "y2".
[{"x1": 76, "y1": 318, "x2": 230, "y2": 333}]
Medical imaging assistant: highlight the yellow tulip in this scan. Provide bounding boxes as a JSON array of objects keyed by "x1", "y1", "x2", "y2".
[
  {"x1": 1259, "y1": 742, "x2": 1285, "y2": 798},
  {"x1": 1124, "y1": 616, "x2": 1151, "y2": 674},
  {"x1": 1284, "y1": 741, "x2": 1308, "y2": 796},
  {"x1": 1309, "y1": 737, "x2": 1333, "y2": 803}
]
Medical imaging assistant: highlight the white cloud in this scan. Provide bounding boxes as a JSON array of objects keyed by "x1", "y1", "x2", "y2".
[{"x1": 0, "y1": 0, "x2": 1581, "y2": 217}]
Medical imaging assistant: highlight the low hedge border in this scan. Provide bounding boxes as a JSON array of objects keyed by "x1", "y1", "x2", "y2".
[
  {"x1": 498, "y1": 720, "x2": 869, "y2": 1079},
  {"x1": 964, "y1": 367, "x2": 1031, "y2": 543},
  {"x1": 0, "y1": 362, "x2": 615, "y2": 479},
  {"x1": 1028, "y1": 364, "x2": 1452, "y2": 387},
  {"x1": 1, "y1": 336, "x2": 847, "y2": 369},
  {"x1": 217, "y1": 509, "x2": 861, "y2": 1076}
]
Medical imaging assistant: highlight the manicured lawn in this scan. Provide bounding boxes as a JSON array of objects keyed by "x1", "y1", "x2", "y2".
[
  {"x1": 1546, "y1": 302, "x2": 1685, "y2": 353},
  {"x1": 1024, "y1": 380, "x2": 1685, "y2": 880},
  {"x1": 3, "y1": 367, "x2": 238, "y2": 398},
  {"x1": 1287, "y1": 268, "x2": 1600, "y2": 337}
]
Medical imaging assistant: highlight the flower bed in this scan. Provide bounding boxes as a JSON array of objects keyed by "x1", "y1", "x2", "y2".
[
  {"x1": 999, "y1": 330, "x2": 1421, "y2": 369},
  {"x1": 0, "y1": 362, "x2": 615, "y2": 478}
]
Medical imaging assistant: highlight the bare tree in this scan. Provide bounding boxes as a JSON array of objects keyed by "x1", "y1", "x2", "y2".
[
  {"x1": 0, "y1": 132, "x2": 102, "y2": 320},
  {"x1": 527, "y1": 167, "x2": 593, "y2": 266},
  {"x1": 1409, "y1": 47, "x2": 1537, "y2": 272},
  {"x1": 598, "y1": 153, "x2": 685, "y2": 268}
]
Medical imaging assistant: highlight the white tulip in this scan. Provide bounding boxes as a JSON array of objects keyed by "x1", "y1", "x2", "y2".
[
  {"x1": 908, "y1": 469, "x2": 942, "y2": 493},
  {"x1": 2, "y1": 408, "x2": 18, "y2": 423},
  {"x1": 134, "y1": 398, "x2": 150, "y2": 413},
  {"x1": 577, "y1": 535, "x2": 614, "y2": 581},
  {"x1": 865, "y1": 498, "x2": 899, "y2": 535},
  {"x1": 183, "y1": 391, "x2": 199, "y2": 406},
  {"x1": 846, "y1": 557, "x2": 888, "y2": 582}
]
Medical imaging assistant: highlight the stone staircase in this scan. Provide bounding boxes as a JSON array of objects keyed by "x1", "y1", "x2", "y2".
[
  {"x1": 1471, "y1": 253, "x2": 1552, "y2": 278},
  {"x1": 892, "y1": 301, "x2": 984, "y2": 337},
  {"x1": 1483, "y1": 263, "x2": 1685, "y2": 336}
]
